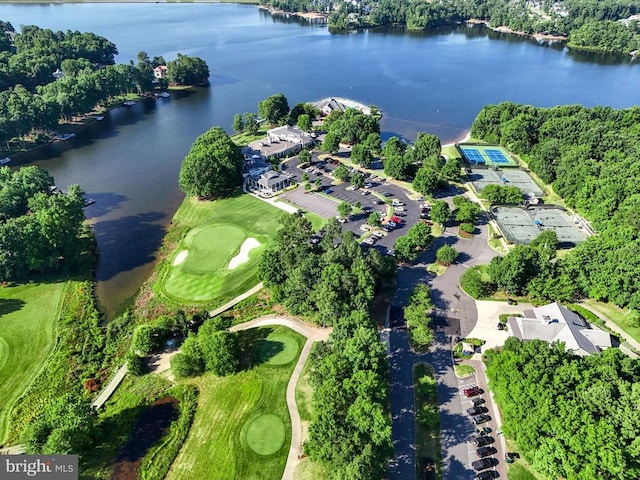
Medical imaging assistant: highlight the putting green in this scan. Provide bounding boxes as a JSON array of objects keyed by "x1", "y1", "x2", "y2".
[
  {"x1": 245, "y1": 414, "x2": 286, "y2": 455},
  {"x1": 159, "y1": 194, "x2": 284, "y2": 305},
  {"x1": 256, "y1": 334, "x2": 299, "y2": 366},
  {"x1": 181, "y1": 224, "x2": 246, "y2": 275}
]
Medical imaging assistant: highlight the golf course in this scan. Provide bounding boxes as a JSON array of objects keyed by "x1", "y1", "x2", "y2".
[
  {"x1": 166, "y1": 325, "x2": 304, "y2": 480},
  {"x1": 0, "y1": 280, "x2": 67, "y2": 443},
  {"x1": 159, "y1": 193, "x2": 285, "y2": 305}
]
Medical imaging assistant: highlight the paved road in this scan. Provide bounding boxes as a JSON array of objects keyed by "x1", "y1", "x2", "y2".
[{"x1": 388, "y1": 205, "x2": 500, "y2": 480}]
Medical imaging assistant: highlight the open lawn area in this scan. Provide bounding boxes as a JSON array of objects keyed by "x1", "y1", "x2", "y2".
[
  {"x1": 0, "y1": 280, "x2": 67, "y2": 443},
  {"x1": 158, "y1": 193, "x2": 285, "y2": 305},
  {"x1": 584, "y1": 300, "x2": 640, "y2": 346},
  {"x1": 166, "y1": 326, "x2": 304, "y2": 480}
]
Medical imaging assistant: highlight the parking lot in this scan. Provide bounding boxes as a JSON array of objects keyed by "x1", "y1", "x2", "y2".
[
  {"x1": 458, "y1": 377, "x2": 506, "y2": 480},
  {"x1": 281, "y1": 154, "x2": 422, "y2": 253}
]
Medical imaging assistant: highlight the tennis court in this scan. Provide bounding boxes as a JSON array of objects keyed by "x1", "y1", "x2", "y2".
[
  {"x1": 493, "y1": 206, "x2": 588, "y2": 246},
  {"x1": 469, "y1": 168, "x2": 544, "y2": 197},
  {"x1": 458, "y1": 144, "x2": 518, "y2": 167}
]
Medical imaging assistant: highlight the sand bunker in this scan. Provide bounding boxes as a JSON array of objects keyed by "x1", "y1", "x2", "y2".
[
  {"x1": 173, "y1": 250, "x2": 188, "y2": 266},
  {"x1": 228, "y1": 238, "x2": 261, "y2": 270}
]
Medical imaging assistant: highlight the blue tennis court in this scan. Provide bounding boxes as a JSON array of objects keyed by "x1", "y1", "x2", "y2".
[
  {"x1": 486, "y1": 149, "x2": 509, "y2": 164},
  {"x1": 461, "y1": 148, "x2": 485, "y2": 163}
]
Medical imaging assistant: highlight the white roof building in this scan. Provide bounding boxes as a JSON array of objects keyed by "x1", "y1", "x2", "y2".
[{"x1": 508, "y1": 302, "x2": 612, "y2": 356}]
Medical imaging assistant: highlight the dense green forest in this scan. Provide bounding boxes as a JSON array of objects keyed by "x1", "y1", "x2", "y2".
[
  {"x1": 0, "y1": 166, "x2": 93, "y2": 281},
  {"x1": 485, "y1": 337, "x2": 640, "y2": 479},
  {"x1": 0, "y1": 22, "x2": 209, "y2": 152},
  {"x1": 258, "y1": 213, "x2": 396, "y2": 326},
  {"x1": 263, "y1": 0, "x2": 640, "y2": 54},
  {"x1": 471, "y1": 102, "x2": 640, "y2": 311}
]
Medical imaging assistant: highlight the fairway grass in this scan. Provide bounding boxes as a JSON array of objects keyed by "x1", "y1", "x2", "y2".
[
  {"x1": 159, "y1": 193, "x2": 285, "y2": 305},
  {"x1": 0, "y1": 281, "x2": 67, "y2": 443},
  {"x1": 166, "y1": 326, "x2": 304, "y2": 480}
]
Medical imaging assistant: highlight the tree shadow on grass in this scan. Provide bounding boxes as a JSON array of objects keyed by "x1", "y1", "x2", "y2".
[
  {"x1": 0, "y1": 298, "x2": 25, "y2": 316},
  {"x1": 235, "y1": 327, "x2": 285, "y2": 369}
]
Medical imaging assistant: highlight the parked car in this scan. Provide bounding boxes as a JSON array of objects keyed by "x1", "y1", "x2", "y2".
[
  {"x1": 472, "y1": 397, "x2": 486, "y2": 406},
  {"x1": 473, "y1": 436, "x2": 494, "y2": 447},
  {"x1": 371, "y1": 230, "x2": 385, "y2": 238},
  {"x1": 473, "y1": 414, "x2": 491, "y2": 425},
  {"x1": 476, "y1": 426, "x2": 492, "y2": 435},
  {"x1": 471, "y1": 458, "x2": 495, "y2": 471},
  {"x1": 463, "y1": 386, "x2": 483, "y2": 397},
  {"x1": 324, "y1": 188, "x2": 334, "y2": 194},
  {"x1": 476, "y1": 446, "x2": 497, "y2": 458},
  {"x1": 361, "y1": 190, "x2": 370, "y2": 195},
  {"x1": 383, "y1": 191, "x2": 393, "y2": 197},
  {"x1": 392, "y1": 200, "x2": 404, "y2": 206},
  {"x1": 476, "y1": 470, "x2": 499, "y2": 480},
  {"x1": 360, "y1": 224, "x2": 371, "y2": 232},
  {"x1": 364, "y1": 182, "x2": 373, "y2": 188},
  {"x1": 336, "y1": 216, "x2": 347, "y2": 223},
  {"x1": 467, "y1": 406, "x2": 488, "y2": 416},
  {"x1": 394, "y1": 206, "x2": 405, "y2": 212},
  {"x1": 363, "y1": 237, "x2": 375, "y2": 245}
]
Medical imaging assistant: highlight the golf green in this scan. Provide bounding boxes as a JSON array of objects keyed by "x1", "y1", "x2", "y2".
[
  {"x1": 159, "y1": 193, "x2": 284, "y2": 305},
  {"x1": 245, "y1": 414, "x2": 286, "y2": 455},
  {"x1": 181, "y1": 224, "x2": 246, "y2": 275},
  {"x1": 256, "y1": 334, "x2": 300, "y2": 366}
]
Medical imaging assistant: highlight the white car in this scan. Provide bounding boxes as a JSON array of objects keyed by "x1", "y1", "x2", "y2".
[
  {"x1": 394, "y1": 206, "x2": 405, "y2": 212},
  {"x1": 360, "y1": 224, "x2": 371, "y2": 232},
  {"x1": 364, "y1": 182, "x2": 373, "y2": 189}
]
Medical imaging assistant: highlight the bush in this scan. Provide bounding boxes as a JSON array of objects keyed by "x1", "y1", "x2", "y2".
[
  {"x1": 460, "y1": 266, "x2": 493, "y2": 298},
  {"x1": 436, "y1": 245, "x2": 458, "y2": 265},
  {"x1": 127, "y1": 353, "x2": 147, "y2": 376},
  {"x1": 459, "y1": 222, "x2": 474, "y2": 234},
  {"x1": 131, "y1": 324, "x2": 162, "y2": 356},
  {"x1": 170, "y1": 353, "x2": 204, "y2": 379}
]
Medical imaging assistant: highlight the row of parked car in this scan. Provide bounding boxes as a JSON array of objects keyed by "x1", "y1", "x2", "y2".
[{"x1": 464, "y1": 387, "x2": 500, "y2": 479}]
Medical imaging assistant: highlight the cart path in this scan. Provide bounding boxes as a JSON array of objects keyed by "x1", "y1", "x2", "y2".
[{"x1": 230, "y1": 315, "x2": 332, "y2": 480}]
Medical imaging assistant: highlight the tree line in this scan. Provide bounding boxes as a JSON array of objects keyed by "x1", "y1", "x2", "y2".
[
  {"x1": 471, "y1": 102, "x2": 640, "y2": 312},
  {"x1": 260, "y1": 0, "x2": 640, "y2": 55},
  {"x1": 485, "y1": 337, "x2": 640, "y2": 479},
  {"x1": 0, "y1": 166, "x2": 91, "y2": 282},
  {"x1": 0, "y1": 22, "x2": 209, "y2": 152},
  {"x1": 258, "y1": 213, "x2": 396, "y2": 326},
  {"x1": 258, "y1": 213, "x2": 395, "y2": 477}
]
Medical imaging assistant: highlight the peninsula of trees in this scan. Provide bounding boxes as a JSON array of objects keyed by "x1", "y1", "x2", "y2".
[
  {"x1": 263, "y1": 0, "x2": 640, "y2": 55},
  {"x1": 0, "y1": 22, "x2": 209, "y2": 154}
]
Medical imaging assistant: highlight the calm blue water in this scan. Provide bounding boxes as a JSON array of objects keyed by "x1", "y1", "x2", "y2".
[{"x1": 1, "y1": 3, "x2": 638, "y2": 314}]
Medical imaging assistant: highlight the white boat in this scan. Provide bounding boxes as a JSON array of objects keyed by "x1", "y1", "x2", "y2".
[
  {"x1": 0, "y1": 157, "x2": 11, "y2": 165},
  {"x1": 160, "y1": 92, "x2": 170, "y2": 98},
  {"x1": 123, "y1": 100, "x2": 136, "y2": 106},
  {"x1": 57, "y1": 133, "x2": 76, "y2": 141},
  {"x1": 95, "y1": 115, "x2": 104, "y2": 121}
]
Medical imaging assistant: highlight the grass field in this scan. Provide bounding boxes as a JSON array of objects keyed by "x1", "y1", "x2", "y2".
[
  {"x1": 166, "y1": 326, "x2": 304, "y2": 480},
  {"x1": 508, "y1": 463, "x2": 539, "y2": 480},
  {"x1": 159, "y1": 193, "x2": 285, "y2": 305},
  {"x1": 294, "y1": 343, "x2": 330, "y2": 480},
  {"x1": 414, "y1": 363, "x2": 442, "y2": 480},
  {"x1": 584, "y1": 300, "x2": 640, "y2": 345},
  {"x1": 0, "y1": 280, "x2": 67, "y2": 443}
]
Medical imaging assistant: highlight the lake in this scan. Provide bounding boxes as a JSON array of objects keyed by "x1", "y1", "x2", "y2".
[{"x1": 1, "y1": 3, "x2": 639, "y2": 316}]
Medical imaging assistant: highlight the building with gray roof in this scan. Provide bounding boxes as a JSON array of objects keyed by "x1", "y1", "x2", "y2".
[{"x1": 507, "y1": 302, "x2": 612, "y2": 356}]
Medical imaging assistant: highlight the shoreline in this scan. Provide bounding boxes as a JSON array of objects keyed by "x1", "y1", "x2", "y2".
[{"x1": 466, "y1": 19, "x2": 567, "y2": 42}]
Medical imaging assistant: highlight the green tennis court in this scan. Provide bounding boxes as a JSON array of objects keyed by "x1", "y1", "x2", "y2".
[{"x1": 458, "y1": 144, "x2": 518, "y2": 167}]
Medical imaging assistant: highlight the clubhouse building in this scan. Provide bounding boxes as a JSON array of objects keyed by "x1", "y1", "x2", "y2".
[{"x1": 507, "y1": 302, "x2": 612, "y2": 356}]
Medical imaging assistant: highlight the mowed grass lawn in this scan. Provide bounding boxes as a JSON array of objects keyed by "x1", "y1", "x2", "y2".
[
  {"x1": 0, "y1": 280, "x2": 67, "y2": 442},
  {"x1": 159, "y1": 193, "x2": 285, "y2": 304},
  {"x1": 166, "y1": 326, "x2": 304, "y2": 480}
]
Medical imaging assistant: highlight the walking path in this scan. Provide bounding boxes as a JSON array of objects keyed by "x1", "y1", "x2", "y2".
[
  {"x1": 230, "y1": 315, "x2": 331, "y2": 480},
  {"x1": 209, "y1": 282, "x2": 264, "y2": 317},
  {"x1": 579, "y1": 303, "x2": 640, "y2": 357},
  {"x1": 91, "y1": 364, "x2": 128, "y2": 409},
  {"x1": 93, "y1": 283, "x2": 266, "y2": 409}
]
